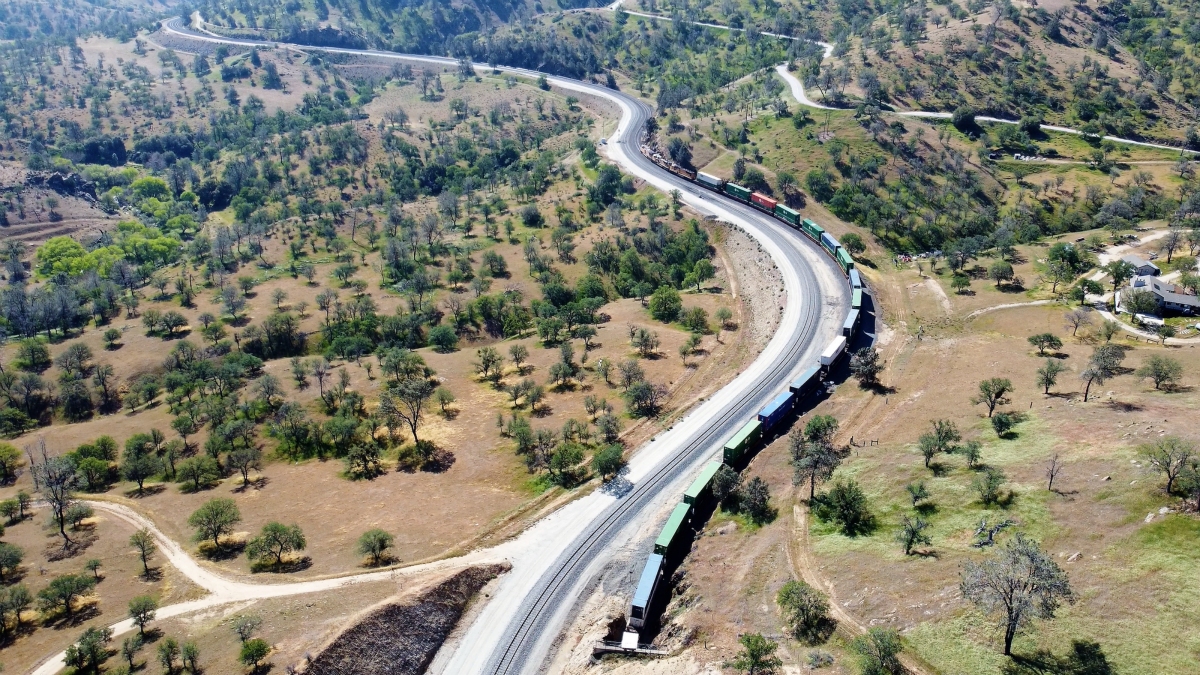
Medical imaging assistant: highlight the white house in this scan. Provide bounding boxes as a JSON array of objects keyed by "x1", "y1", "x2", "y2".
[{"x1": 1121, "y1": 275, "x2": 1200, "y2": 315}]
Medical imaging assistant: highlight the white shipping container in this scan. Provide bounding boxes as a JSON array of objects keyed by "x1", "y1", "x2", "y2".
[{"x1": 820, "y1": 336, "x2": 847, "y2": 366}]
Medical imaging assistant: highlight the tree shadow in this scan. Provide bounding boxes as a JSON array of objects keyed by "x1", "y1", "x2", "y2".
[
  {"x1": 793, "y1": 616, "x2": 839, "y2": 646},
  {"x1": 531, "y1": 404, "x2": 553, "y2": 418},
  {"x1": 421, "y1": 447, "x2": 456, "y2": 473},
  {"x1": 913, "y1": 548, "x2": 941, "y2": 559},
  {"x1": 139, "y1": 567, "x2": 164, "y2": 583},
  {"x1": 1006, "y1": 640, "x2": 1114, "y2": 675},
  {"x1": 45, "y1": 600, "x2": 100, "y2": 629},
  {"x1": 231, "y1": 476, "x2": 270, "y2": 493},
  {"x1": 45, "y1": 534, "x2": 98, "y2": 562},
  {"x1": 928, "y1": 461, "x2": 951, "y2": 477},
  {"x1": 197, "y1": 540, "x2": 246, "y2": 561},
  {"x1": 1104, "y1": 400, "x2": 1142, "y2": 413},
  {"x1": 124, "y1": 484, "x2": 167, "y2": 499},
  {"x1": 915, "y1": 502, "x2": 939, "y2": 517},
  {"x1": 863, "y1": 381, "x2": 897, "y2": 395}
]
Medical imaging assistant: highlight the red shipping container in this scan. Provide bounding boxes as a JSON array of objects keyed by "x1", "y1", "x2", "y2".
[{"x1": 751, "y1": 192, "x2": 777, "y2": 210}]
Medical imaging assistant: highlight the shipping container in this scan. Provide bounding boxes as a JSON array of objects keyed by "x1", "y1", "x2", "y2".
[
  {"x1": 836, "y1": 248, "x2": 854, "y2": 273},
  {"x1": 842, "y1": 309, "x2": 860, "y2": 337},
  {"x1": 851, "y1": 288, "x2": 862, "y2": 310},
  {"x1": 774, "y1": 204, "x2": 800, "y2": 227},
  {"x1": 820, "y1": 232, "x2": 840, "y2": 255},
  {"x1": 789, "y1": 365, "x2": 822, "y2": 398},
  {"x1": 653, "y1": 503, "x2": 692, "y2": 555},
  {"x1": 723, "y1": 419, "x2": 762, "y2": 464},
  {"x1": 820, "y1": 335, "x2": 847, "y2": 367},
  {"x1": 801, "y1": 219, "x2": 824, "y2": 240},
  {"x1": 849, "y1": 268, "x2": 862, "y2": 290},
  {"x1": 725, "y1": 183, "x2": 752, "y2": 201},
  {"x1": 696, "y1": 172, "x2": 725, "y2": 189},
  {"x1": 629, "y1": 553, "x2": 663, "y2": 629},
  {"x1": 757, "y1": 390, "x2": 796, "y2": 432},
  {"x1": 683, "y1": 461, "x2": 723, "y2": 505},
  {"x1": 750, "y1": 192, "x2": 778, "y2": 211}
]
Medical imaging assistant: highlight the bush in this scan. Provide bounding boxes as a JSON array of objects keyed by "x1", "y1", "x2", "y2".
[
  {"x1": 777, "y1": 579, "x2": 830, "y2": 643},
  {"x1": 812, "y1": 480, "x2": 872, "y2": 535},
  {"x1": 991, "y1": 412, "x2": 1016, "y2": 437},
  {"x1": 951, "y1": 106, "x2": 976, "y2": 130}
]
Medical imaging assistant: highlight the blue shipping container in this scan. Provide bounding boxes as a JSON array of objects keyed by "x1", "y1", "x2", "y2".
[
  {"x1": 820, "y1": 232, "x2": 840, "y2": 254},
  {"x1": 629, "y1": 553, "x2": 663, "y2": 628},
  {"x1": 849, "y1": 268, "x2": 862, "y2": 290},
  {"x1": 757, "y1": 391, "x2": 795, "y2": 431},
  {"x1": 789, "y1": 365, "x2": 822, "y2": 398}
]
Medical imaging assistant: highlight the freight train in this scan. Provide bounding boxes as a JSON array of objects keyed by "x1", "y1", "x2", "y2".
[
  {"x1": 624, "y1": 150, "x2": 870, "y2": 643},
  {"x1": 642, "y1": 149, "x2": 857, "y2": 278}
]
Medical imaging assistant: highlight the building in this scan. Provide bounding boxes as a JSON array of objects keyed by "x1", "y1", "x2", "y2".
[
  {"x1": 1120, "y1": 254, "x2": 1160, "y2": 277},
  {"x1": 1122, "y1": 275, "x2": 1200, "y2": 315}
]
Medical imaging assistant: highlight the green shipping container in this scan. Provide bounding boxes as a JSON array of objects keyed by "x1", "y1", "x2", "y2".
[
  {"x1": 774, "y1": 204, "x2": 800, "y2": 226},
  {"x1": 723, "y1": 419, "x2": 763, "y2": 464},
  {"x1": 836, "y1": 248, "x2": 854, "y2": 272},
  {"x1": 654, "y1": 503, "x2": 693, "y2": 555},
  {"x1": 852, "y1": 288, "x2": 863, "y2": 310},
  {"x1": 683, "y1": 461, "x2": 723, "y2": 505},
  {"x1": 801, "y1": 218, "x2": 824, "y2": 240},
  {"x1": 725, "y1": 183, "x2": 751, "y2": 201}
]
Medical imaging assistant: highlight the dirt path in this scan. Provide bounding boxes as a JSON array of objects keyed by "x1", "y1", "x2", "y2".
[
  {"x1": 28, "y1": 500, "x2": 498, "y2": 675},
  {"x1": 788, "y1": 505, "x2": 935, "y2": 675},
  {"x1": 965, "y1": 299, "x2": 1054, "y2": 319}
]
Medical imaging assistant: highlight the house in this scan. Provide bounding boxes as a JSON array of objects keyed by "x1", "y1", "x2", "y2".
[
  {"x1": 1121, "y1": 254, "x2": 1160, "y2": 276},
  {"x1": 1123, "y1": 275, "x2": 1200, "y2": 315}
]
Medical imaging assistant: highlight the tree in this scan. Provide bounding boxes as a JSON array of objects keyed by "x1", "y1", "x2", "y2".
[
  {"x1": 228, "y1": 445, "x2": 263, "y2": 487},
  {"x1": 776, "y1": 580, "x2": 829, "y2": 644},
  {"x1": 159, "y1": 637, "x2": 181, "y2": 675},
  {"x1": 121, "y1": 446, "x2": 160, "y2": 494},
  {"x1": 1063, "y1": 310, "x2": 1092, "y2": 336},
  {"x1": 509, "y1": 344, "x2": 529, "y2": 372},
  {"x1": 1080, "y1": 344, "x2": 1125, "y2": 401},
  {"x1": 188, "y1": 498, "x2": 241, "y2": 549},
  {"x1": 130, "y1": 528, "x2": 156, "y2": 576},
  {"x1": 961, "y1": 533, "x2": 1074, "y2": 655},
  {"x1": 988, "y1": 260, "x2": 1015, "y2": 287},
  {"x1": 849, "y1": 347, "x2": 884, "y2": 385},
  {"x1": 121, "y1": 634, "x2": 144, "y2": 671},
  {"x1": 1036, "y1": 359, "x2": 1066, "y2": 394},
  {"x1": 1156, "y1": 324, "x2": 1177, "y2": 346},
  {"x1": 1027, "y1": 333, "x2": 1063, "y2": 356},
  {"x1": 182, "y1": 640, "x2": 201, "y2": 673},
  {"x1": 973, "y1": 378, "x2": 1013, "y2": 417},
  {"x1": 918, "y1": 419, "x2": 961, "y2": 467},
  {"x1": 231, "y1": 614, "x2": 262, "y2": 642},
  {"x1": 962, "y1": 440, "x2": 983, "y2": 470},
  {"x1": 0, "y1": 542, "x2": 23, "y2": 582},
  {"x1": 1141, "y1": 436, "x2": 1194, "y2": 495},
  {"x1": 906, "y1": 481, "x2": 929, "y2": 506},
  {"x1": 129, "y1": 595, "x2": 157, "y2": 635},
  {"x1": 177, "y1": 456, "x2": 219, "y2": 492},
  {"x1": 1046, "y1": 454, "x2": 1063, "y2": 491},
  {"x1": 428, "y1": 325, "x2": 458, "y2": 352},
  {"x1": 951, "y1": 273, "x2": 972, "y2": 294},
  {"x1": 474, "y1": 347, "x2": 505, "y2": 382},
  {"x1": 246, "y1": 522, "x2": 306, "y2": 566},
  {"x1": 65, "y1": 625, "x2": 113, "y2": 674},
  {"x1": 730, "y1": 633, "x2": 782, "y2": 674},
  {"x1": 592, "y1": 444, "x2": 624, "y2": 481},
  {"x1": 897, "y1": 514, "x2": 932, "y2": 555},
  {"x1": 812, "y1": 480, "x2": 872, "y2": 536},
  {"x1": 37, "y1": 573, "x2": 96, "y2": 619},
  {"x1": 740, "y1": 477, "x2": 772, "y2": 523},
  {"x1": 849, "y1": 627, "x2": 903, "y2": 675},
  {"x1": 434, "y1": 387, "x2": 456, "y2": 415},
  {"x1": 357, "y1": 528, "x2": 395, "y2": 566},
  {"x1": 1136, "y1": 354, "x2": 1183, "y2": 390},
  {"x1": 1104, "y1": 259, "x2": 1137, "y2": 297},
  {"x1": 0, "y1": 443, "x2": 24, "y2": 485},
  {"x1": 380, "y1": 377, "x2": 435, "y2": 443},
  {"x1": 648, "y1": 285, "x2": 683, "y2": 322},
  {"x1": 789, "y1": 415, "x2": 846, "y2": 500},
  {"x1": 1098, "y1": 319, "x2": 1121, "y2": 343},
  {"x1": 32, "y1": 448, "x2": 79, "y2": 546},
  {"x1": 992, "y1": 412, "x2": 1016, "y2": 437},
  {"x1": 973, "y1": 467, "x2": 1007, "y2": 505},
  {"x1": 240, "y1": 638, "x2": 271, "y2": 670}
]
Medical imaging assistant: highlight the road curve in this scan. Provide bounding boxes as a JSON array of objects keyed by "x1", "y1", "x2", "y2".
[{"x1": 20, "y1": 18, "x2": 849, "y2": 675}]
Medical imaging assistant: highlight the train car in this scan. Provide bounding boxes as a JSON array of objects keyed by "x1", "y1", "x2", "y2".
[
  {"x1": 849, "y1": 268, "x2": 862, "y2": 290},
  {"x1": 820, "y1": 232, "x2": 840, "y2": 256},
  {"x1": 851, "y1": 287, "x2": 863, "y2": 311},
  {"x1": 683, "y1": 461, "x2": 723, "y2": 506},
  {"x1": 670, "y1": 165, "x2": 697, "y2": 181},
  {"x1": 820, "y1": 335, "x2": 847, "y2": 368},
  {"x1": 774, "y1": 204, "x2": 800, "y2": 227},
  {"x1": 757, "y1": 391, "x2": 795, "y2": 432},
  {"x1": 697, "y1": 172, "x2": 725, "y2": 190},
  {"x1": 801, "y1": 218, "x2": 824, "y2": 241},
  {"x1": 725, "y1": 183, "x2": 752, "y2": 201},
  {"x1": 653, "y1": 502, "x2": 693, "y2": 555},
  {"x1": 628, "y1": 553, "x2": 663, "y2": 630},
  {"x1": 842, "y1": 309, "x2": 860, "y2": 337},
  {"x1": 836, "y1": 248, "x2": 854, "y2": 273},
  {"x1": 723, "y1": 419, "x2": 762, "y2": 464},
  {"x1": 789, "y1": 365, "x2": 822, "y2": 399},
  {"x1": 750, "y1": 192, "x2": 778, "y2": 212}
]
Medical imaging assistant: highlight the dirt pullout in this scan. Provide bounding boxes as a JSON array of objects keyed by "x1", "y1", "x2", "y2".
[{"x1": 305, "y1": 564, "x2": 509, "y2": 675}]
